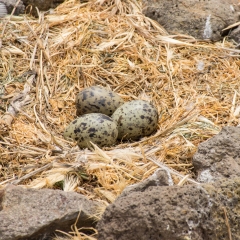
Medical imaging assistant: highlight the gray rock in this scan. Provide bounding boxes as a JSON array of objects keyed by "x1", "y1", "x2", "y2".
[
  {"x1": 0, "y1": 0, "x2": 25, "y2": 15},
  {"x1": 0, "y1": 184, "x2": 102, "y2": 240},
  {"x1": 22, "y1": 0, "x2": 64, "y2": 17},
  {"x1": 142, "y1": 0, "x2": 240, "y2": 41},
  {"x1": 22, "y1": 0, "x2": 53, "y2": 13},
  {"x1": 228, "y1": 25, "x2": 240, "y2": 44},
  {"x1": 97, "y1": 177, "x2": 240, "y2": 240},
  {"x1": 0, "y1": 2, "x2": 7, "y2": 18},
  {"x1": 0, "y1": 0, "x2": 65, "y2": 16},
  {"x1": 120, "y1": 168, "x2": 173, "y2": 197},
  {"x1": 193, "y1": 126, "x2": 240, "y2": 183}
]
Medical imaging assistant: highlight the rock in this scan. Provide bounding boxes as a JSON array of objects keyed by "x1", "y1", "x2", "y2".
[
  {"x1": 22, "y1": 0, "x2": 53, "y2": 14},
  {"x1": 228, "y1": 25, "x2": 240, "y2": 44},
  {"x1": 142, "y1": 0, "x2": 240, "y2": 41},
  {"x1": 120, "y1": 168, "x2": 173, "y2": 197},
  {"x1": 97, "y1": 177, "x2": 240, "y2": 240},
  {"x1": 0, "y1": 0, "x2": 64, "y2": 17},
  {"x1": 51, "y1": 0, "x2": 65, "y2": 9},
  {"x1": 193, "y1": 126, "x2": 240, "y2": 183},
  {"x1": 0, "y1": 0, "x2": 25, "y2": 15},
  {"x1": 0, "y1": 2, "x2": 7, "y2": 18},
  {"x1": 22, "y1": 0, "x2": 64, "y2": 17},
  {"x1": 0, "y1": 184, "x2": 102, "y2": 240}
]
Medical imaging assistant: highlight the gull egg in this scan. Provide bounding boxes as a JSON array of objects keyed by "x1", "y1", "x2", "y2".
[
  {"x1": 76, "y1": 86, "x2": 124, "y2": 116},
  {"x1": 112, "y1": 100, "x2": 158, "y2": 140},
  {"x1": 63, "y1": 113, "x2": 118, "y2": 148}
]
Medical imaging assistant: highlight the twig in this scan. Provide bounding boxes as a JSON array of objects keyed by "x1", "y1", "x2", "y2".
[
  {"x1": 223, "y1": 207, "x2": 232, "y2": 240},
  {"x1": 178, "y1": 174, "x2": 190, "y2": 186},
  {"x1": 147, "y1": 156, "x2": 199, "y2": 185},
  {"x1": 10, "y1": 162, "x2": 53, "y2": 185},
  {"x1": 0, "y1": 73, "x2": 36, "y2": 129},
  {"x1": 1, "y1": 0, "x2": 22, "y2": 38},
  {"x1": 0, "y1": 176, "x2": 17, "y2": 186},
  {"x1": 25, "y1": 20, "x2": 53, "y2": 68},
  {"x1": 166, "y1": 44, "x2": 179, "y2": 108},
  {"x1": 33, "y1": 104, "x2": 51, "y2": 136}
]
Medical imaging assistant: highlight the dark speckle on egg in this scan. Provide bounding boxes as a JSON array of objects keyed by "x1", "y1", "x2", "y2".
[
  {"x1": 74, "y1": 128, "x2": 80, "y2": 134},
  {"x1": 98, "y1": 98, "x2": 106, "y2": 106},
  {"x1": 88, "y1": 128, "x2": 96, "y2": 133},
  {"x1": 82, "y1": 92, "x2": 88, "y2": 101}
]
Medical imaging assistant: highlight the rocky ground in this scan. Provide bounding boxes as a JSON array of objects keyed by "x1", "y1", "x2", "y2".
[
  {"x1": 2, "y1": 126, "x2": 240, "y2": 239},
  {"x1": 97, "y1": 127, "x2": 240, "y2": 239}
]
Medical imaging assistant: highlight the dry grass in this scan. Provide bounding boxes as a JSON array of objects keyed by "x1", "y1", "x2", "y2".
[{"x1": 1, "y1": 0, "x2": 240, "y2": 238}]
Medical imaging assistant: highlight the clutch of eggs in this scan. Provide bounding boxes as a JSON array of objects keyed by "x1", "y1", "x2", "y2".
[{"x1": 64, "y1": 86, "x2": 159, "y2": 148}]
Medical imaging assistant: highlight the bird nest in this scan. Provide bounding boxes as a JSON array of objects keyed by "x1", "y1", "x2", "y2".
[{"x1": 1, "y1": 0, "x2": 240, "y2": 222}]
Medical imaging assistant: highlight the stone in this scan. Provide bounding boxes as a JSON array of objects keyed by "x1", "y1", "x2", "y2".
[
  {"x1": 0, "y1": 0, "x2": 65, "y2": 17},
  {"x1": 0, "y1": 184, "x2": 102, "y2": 240},
  {"x1": 228, "y1": 25, "x2": 240, "y2": 44},
  {"x1": 0, "y1": 2, "x2": 7, "y2": 18},
  {"x1": 142, "y1": 0, "x2": 240, "y2": 41},
  {"x1": 120, "y1": 168, "x2": 173, "y2": 197},
  {"x1": 193, "y1": 126, "x2": 240, "y2": 183},
  {"x1": 22, "y1": 0, "x2": 64, "y2": 17},
  {"x1": 97, "y1": 177, "x2": 240, "y2": 240},
  {"x1": 0, "y1": 0, "x2": 25, "y2": 15},
  {"x1": 22, "y1": 0, "x2": 53, "y2": 14}
]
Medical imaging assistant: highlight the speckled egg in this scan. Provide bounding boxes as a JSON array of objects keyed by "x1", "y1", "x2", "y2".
[
  {"x1": 112, "y1": 100, "x2": 158, "y2": 140},
  {"x1": 76, "y1": 86, "x2": 124, "y2": 116},
  {"x1": 63, "y1": 113, "x2": 118, "y2": 148}
]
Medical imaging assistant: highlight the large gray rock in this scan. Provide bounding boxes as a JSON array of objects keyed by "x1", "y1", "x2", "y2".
[
  {"x1": 142, "y1": 0, "x2": 240, "y2": 41},
  {"x1": 97, "y1": 177, "x2": 240, "y2": 240},
  {"x1": 0, "y1": 185, "x2": 101, "y2": 240},
  {"x1": 193, "y1": 126, "x2": 240, "y2": 183}
]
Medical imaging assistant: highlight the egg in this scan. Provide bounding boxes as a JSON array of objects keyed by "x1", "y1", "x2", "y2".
[
  {"x1": 76, "y1": 86, "x2": 124, "y2": 116},
  {"x1": 112, "y1": 100, "x2": 158, "y2": 140},
  {"x1": 63, "y1": 113, "x2": 118, "y2": 148}
]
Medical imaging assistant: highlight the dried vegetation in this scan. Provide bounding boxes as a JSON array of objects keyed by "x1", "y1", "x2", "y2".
[{"x1": 1, "y1": 0, "x2": 240, "y2": 234}]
